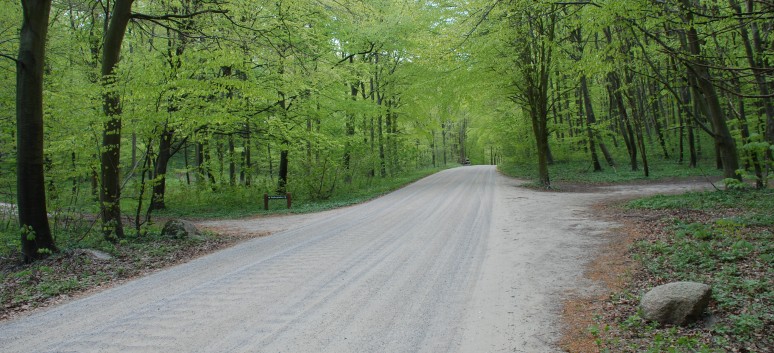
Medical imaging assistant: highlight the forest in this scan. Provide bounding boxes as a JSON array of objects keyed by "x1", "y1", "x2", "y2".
[{"x1": 2, "y1": 0, "x2": 772, "y2": 262}]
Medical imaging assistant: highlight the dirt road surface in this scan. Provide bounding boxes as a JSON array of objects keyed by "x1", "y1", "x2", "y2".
[{"x1": 0, "y1": 166, "x2": 712, "y2": 352}]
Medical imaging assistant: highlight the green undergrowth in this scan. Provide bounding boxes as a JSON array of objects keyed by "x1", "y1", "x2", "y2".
[
  {"x1": 0, "y1": 230, "x2": 230, "y2": 318},
  {"x1": 156, "y1": 166, "x2": 448, "y2": 219},
  {"x1": 596, "y1": 189, "x2": 773, "y2": 352},
  {"x1": 499, "y1": 158, "x2": 722, "y2": 185}
]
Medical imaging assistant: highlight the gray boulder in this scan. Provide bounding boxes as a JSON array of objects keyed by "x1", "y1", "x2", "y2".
[
  {"x1": 74, "y1": 249, "x2": 113, "y2": 262},
  {"x1": 161, "y1": 219, "x2": 200, "y2": 239},
  {"x1": 641, "y1": 281, "x2": 711, "y2": 325}
]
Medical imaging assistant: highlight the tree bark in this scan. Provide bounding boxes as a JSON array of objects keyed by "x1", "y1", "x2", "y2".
[
  {"x1": 149, "y1": 128, "x2": 173, "y2": 210},
  {"x1": 228, "y1": 134, "x2": 236, "y2": 186},
  {"x1": 99, "y1": 0, "x2": 134, "y2": 241},
  {"x1": 608, "y1": 72, "x2": 637, "y2": 171},
  {"x1": 680, "y1": 0, "x2": 741, "y2": 180},
  {"x1": 580, "y1": 75, "x2": 602, "y2": 171},
  {"x1": 730, "y1": 0, "x2": 774, "y2": 177},
  {"x1": 624, "y1": 73, "x2": 649, "y2": 177},
  {"x1": 278, "y1": 147, "x2": 289, "y2": 193},
  {"x1": 17, "y1": 0, "x2": 57, "y2": 262}
]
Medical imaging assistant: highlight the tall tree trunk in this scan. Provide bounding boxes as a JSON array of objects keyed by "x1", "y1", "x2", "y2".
[
  {"x1": 17, "y1": 0, "x2": 57, "y2": 262},
  {"x1": 184, "y1": 142, "x2": 191, "y2": 185},
  {"x1": 580, "y1": 76, "x2": 602, "y2": 171},
  {"x1": 267, "y1": 143, "x2": 273, "y2": 180},
  {"x1": 343, "y1": 56, "x2": 357, "y2": 181},
  {"x1": 244, "y1": 124, "x2": 252, "y2": 186},
  {"x1": 99, "y1": 0, "x2": 134, "y2": 241},
  {"x1": 228, "y1": 134, "x2": 236, "y2": 186},
  {"x1": 625, "y1": 74, "x2": 649, "y2": 177},
  {"x1": 431, "y1": 130, "x2": 436, "y2": 167},
  {"x1": 149, "y1": 127, "x2": 173, "y2": 211},
  {"x1": 531, "y1": 110, "x2": 551, "y2": 187},
  {"x1": 680, "y1": 0, "x2": 741, "y2": 180},
  {"x1": 678, "y1": 81, "x2": 699, "y2": 167},
  {"x1": 729, "y1": 74, "x2": 764, "y2": 187},
  {"x1": 441, "y1": 121, "x2": 447, "y2": 166},
  {"x1": 136, "y1": 142, "x2": 152, "y2": 229},
  {"x1": 131, "y1": 132, "x2": 137, "y2": 169},
  {"x1": 196, "y1": 141, "x2": 205, "y2": 182},
  {"x1": 730, "y1": 0, "x2": 774, "y2": 178},
  {"x1": 648, "y1": 82, "x2": 670, "y2": 159},
  {"x1": 390, "y1": 106, "x2": 399, "y2": 173},
  {"x1": 385, "y1": 105, "x2": 393, "y2": 175},
  {"x1": 608, "y1": 72, "x2": 637, "y2": 171},
  {"x1": 277, "y1": 147, "x2": 289, "y2": 193},
  {"x1": 573, "y1": 27, "x2": 608, "y2": 169}
]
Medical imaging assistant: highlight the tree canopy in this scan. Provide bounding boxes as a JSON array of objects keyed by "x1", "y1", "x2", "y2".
[{"x1": 3, "y1": 0, "x2": 771, "y2": 258}]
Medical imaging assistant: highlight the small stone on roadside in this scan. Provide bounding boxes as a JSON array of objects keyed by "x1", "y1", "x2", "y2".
[
  {"x1": 161, "y1": 219, "x2": 200, "y2": 239},
  {"x1": 74, "y1": 249, "x2": 113, "y2": 262},
  {"x1": 640, "y1": 281, "x2": 711, "y2": 326}
]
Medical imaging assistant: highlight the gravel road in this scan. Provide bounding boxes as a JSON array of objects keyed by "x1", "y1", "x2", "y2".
[{"x1": 0, "y1": 166, "x2": 713, "y2": 353}]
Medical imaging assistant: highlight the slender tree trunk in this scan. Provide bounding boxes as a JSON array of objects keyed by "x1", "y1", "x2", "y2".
[
  {"x1": 730, "y1": 75, "x2": 764, "y2": 187},
  {"x1": 228, "y1": 134, "x2": 236, "y2": 186},
  {"x1": 730, "y1": 0, "x2": 773, "y2": 179},
  {"x1": 678, "y1": 81, "x2": 699, "y2": 167},
  {"x1": 531, "y1": 110, "x2": 551, "y2": 187},
  {"x1": 385, "y1": 105, "x2": 393, "y2": 175},
  {"x1": 277, "y1": 147, "x2": 289, "y2": 193},
  {"x1": 131, "y1": 132, "x2": 137, "y2": 168},
  {"x1": 149, "y1": 128, "x2": 173, "y2": 210},
  {"x1": 184, "y1": 142, "x2": 191, "y2": 185},
  {"x1": 378, "y1": 112, "x2": 386, "y2": 177},
  {"x1": 244, "y1": 124, "x2": 252, "y2": 186},
  {"x1": 17, "y1": 0, "x2": 57, "y2": 262},
  {"x1": 649, "y1": 83, "x2": 670, "y2": 159},
  {"x1": 580, "y1": 76, "x2": 602, "y2": 171},
  {"x1": 196, "y1": 141, "x2": 205, "y2": 182},
  {"x1": 609, "y1": 72, "x2": 637, "y2": 170},
  {"x1": 441, "y1": 121, "x2": 447, "y2": 166},
  {"x1": 136, "y1": 143, "x2": 151, "y2": 229},
  {"x1": 387, "y1": 101, "x2": 400, "y2": 175},
  {"x1": 730, "y1": 0, "x2": 774, "y2": 145},
  {"x1": 625, "y1": 74, "x2": 649, "y2": 177},
  {"x1": 99, "y1": 0, "x2": 134, "y2": 241},
  {"x1": 680, "y1": 0, "x2": 741, "y2": 180},
  {"x1": 431, "y1": 130, "x2": 436, "y2": 167},
  {"x1": 267, "y1": 143, "x2": 273, "y2": 179}
]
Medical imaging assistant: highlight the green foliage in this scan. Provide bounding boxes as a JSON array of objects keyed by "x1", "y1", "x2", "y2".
[
  {"x1": 608, "y1": 189, "x2": 774, "y2": 351},
  {"x1": 500, "y1": 158, "x2": 722, "y2": 185},
  {"x1": 628, "y1": 189, "x2": 773, "y2": 212},
  {"x1": 156, "y1": 166, "x2": 447, "y2": 219}
]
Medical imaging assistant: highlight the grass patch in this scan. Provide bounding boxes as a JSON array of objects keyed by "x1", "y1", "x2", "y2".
[
  {"x1": 156, "y1": 166, "x2": 448, "y2": 219},
  {"x1": 499, "y1": 158, "x2": 722, "y2": 185},
  {"x1": 595, "y1": 189, "x2": 773, "y2": 352}
]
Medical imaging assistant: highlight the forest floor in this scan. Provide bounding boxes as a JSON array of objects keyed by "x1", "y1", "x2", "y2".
[
  {"x1": 559, "y1": 187, "x2": 773, "y2": 353},
  {"x1": 0, "y1": 170, "x2": 740, "y2": 352}
]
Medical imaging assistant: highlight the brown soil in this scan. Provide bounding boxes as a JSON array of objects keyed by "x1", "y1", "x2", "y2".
[{"x1": 559, "y1": 202, "x2": 644, "y2": 352}]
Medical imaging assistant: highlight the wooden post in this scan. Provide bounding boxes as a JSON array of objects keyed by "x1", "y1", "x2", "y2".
[
  {"x1": 286, "y1": 192, "x2": 292, "y2": 209},
  {"x1": 263, "y1": 193, "x2": 269, "y2": 210}
]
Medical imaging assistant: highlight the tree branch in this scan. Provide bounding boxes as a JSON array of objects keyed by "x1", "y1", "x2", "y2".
[
  {"x1": 0, "y1": 53, "x2": 19, "y2": 64},
  {"x1": 335, "y1": 42, "x2": 378, "y2": 65},
  {"x1": 131, "y1": 9, "x2": 227, "y2": 21}
]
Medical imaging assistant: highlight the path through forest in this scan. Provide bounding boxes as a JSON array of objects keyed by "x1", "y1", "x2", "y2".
[{"x1": 0, "y1": 166, "x2": 713, "y2": 352}]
